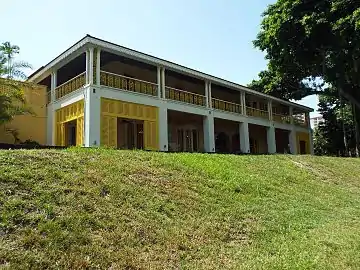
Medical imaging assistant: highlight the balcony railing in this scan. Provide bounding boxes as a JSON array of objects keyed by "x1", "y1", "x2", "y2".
[
  {"x1": 55, "y1": 72, "x2": 86, "y2": 100},
  {"x1": 165, "y1": 86, "x2": 206, "y2": 106},
  {"x1": 100, "y1": 71, "x2": 158, "y2": 96},
  {"x1": 246, "y1": 107, "x2": 269, "y2": 119},
  {"x1": 273, "y1": 113, "x2": 291, "y2": 124},
  {"x1": 294, "y1": 116, "x2": 308, "y2": 127},
  {"x1": 212, "y1": 98, "x2": 242, "y2": 114}
]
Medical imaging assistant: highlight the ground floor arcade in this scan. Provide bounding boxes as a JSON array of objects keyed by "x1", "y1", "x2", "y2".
[{"x1": 52, "y1": 95, "x2": 313, "y2": 155}]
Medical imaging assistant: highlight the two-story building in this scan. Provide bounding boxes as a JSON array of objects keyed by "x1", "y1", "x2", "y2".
[{"x1": 26, "y1": 35, "x2": 313, "y2": 154}]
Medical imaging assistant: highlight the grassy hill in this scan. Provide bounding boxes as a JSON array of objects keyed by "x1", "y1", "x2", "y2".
[{"x1": 1, "y1": 149, "x2": 360, "y2": 269}]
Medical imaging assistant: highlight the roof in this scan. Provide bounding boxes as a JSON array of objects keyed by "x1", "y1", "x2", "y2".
[{"x1": 28, "y1": 35, "x2": 313, "y2": 112}]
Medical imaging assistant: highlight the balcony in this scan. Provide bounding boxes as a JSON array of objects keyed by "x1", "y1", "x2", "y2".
[
  {"x1": 212, "y1": 98, "x2": 241, "y2": 114},
  {"x1": 246, "y1": 106, "x2": 269, "y2": 119},
  {"x1": 100, "y1": 71, "x2": 158, "y2": 96},
  {"x1": 55, "y1": 72, "x2": 86, "y2": 100},
  {"x1": 294, "y1": 117, "x2": 308, "y2": 127},
  {"x1": 273, "y1": 113, "x2": 291, "y2": 124},
  {"x1": 165, "y1": 86, "x2": 206, "y2": 106}
]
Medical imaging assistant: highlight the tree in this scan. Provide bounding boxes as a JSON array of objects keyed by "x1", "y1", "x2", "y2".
[
  {"x1": 314, "y1": 93, "x2": 357, "y2": 156},
  {"x1": 250, "y1": 0, "x2": 360, "y2": 155},
  {"x1": 0, "y1": 42, "x2": 32, "y2": 124}
]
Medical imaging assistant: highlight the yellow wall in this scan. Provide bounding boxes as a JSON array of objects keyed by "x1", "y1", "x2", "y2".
[
  {"x1": 0, "y1": 83, "x2": 47, "y2": 145},
  {"x1": 296, "y1": 131, "x2": 310, "y2": 154},
  {"x1": 55, "y1": 100, "x2": 84, "y2": 146},
  {"x1": 100, "y1": 98, "x2": 159, "y2": 150}
]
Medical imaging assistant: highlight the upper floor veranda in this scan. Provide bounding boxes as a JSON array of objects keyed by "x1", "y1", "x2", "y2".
[{"x1": 28, "y1": 35, "x2": 313, "y2": 129}]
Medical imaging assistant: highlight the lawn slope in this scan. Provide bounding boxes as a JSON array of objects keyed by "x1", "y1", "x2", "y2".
[{"x1": 1, "y1": 149, "x2": 360, "y2": 269}]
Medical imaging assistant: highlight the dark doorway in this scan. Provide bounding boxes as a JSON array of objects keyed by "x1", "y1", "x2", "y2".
[
  {"x1": 215, "y1": 132, "x2": 230, "y2": 153},
  {"x1": 299, "y1": 140, "x2": 307, "y2": 154},
  {"x1": 117, "y1": 118, "x2": 144, "y2": 149},
  {"x1": 65, "y1": 120, "x2": 77, "y2": 146}
]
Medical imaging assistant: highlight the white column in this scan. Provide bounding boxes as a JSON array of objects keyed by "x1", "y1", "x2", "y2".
[
  {"x1": 46, "y1": 104, "x2": 55, "y2": 146},
  {"x1": 157, "y1": 66, "x2": 161, "y2": 98},
  {"x1": 205, "y1": 81, "x2": 209, "y2": 107},
  {"x1": 208, "y1": 82, "x2": 212, "y2": 108},
  {"x1": 289, "y1": 107, "x2": 294, "y2": 125},
  {"x1": 239, "y1": 122, "x2": 250, "y2": 153},
  {"x1": 241, "y1": 92, "x2": 246, "y2": 115},
  {"x1": 289, "y1": 129, "x2": 297, "y2": 154},
  {"x1": 309, "y1": 129, "x2": 314, "y2": 155},
  {"x1": 96, "y1": 48, "x2": 101, "y2": 85},
  {"x1": 88, "y1": 47, "x2": 94, "y2": 85},
  {"x1": 161, "y1": 67, "x2": 166, "y2": 99},
  {"x1": 85, "y1": 50, "x2": 90, "y2": 84},
  {"x1": 267, "y1": 125, "x2": 276, "y2": 154},
  {"x1": 203, "y1": 113, "x2": 215, "y2": 152},
  {"x1": 84, "y1": 86, "x2": 101, "y2": 147},
  {"x1": 158, "y1": 105, "x2": 168, "y2": 151},
  {"x1": 50, "y1": 71, "x2": 57, "y2": 102},
  {"x1": 268, "y1": 100, "x2": 273, "y2": 121}
]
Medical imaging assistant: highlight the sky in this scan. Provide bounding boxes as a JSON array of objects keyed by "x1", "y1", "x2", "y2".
[{"x1": 3, "y1": 0, "x2": 318, "y2": 116}]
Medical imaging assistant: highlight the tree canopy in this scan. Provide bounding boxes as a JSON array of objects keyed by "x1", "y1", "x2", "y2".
[{"x1": 250, "y1": 0, "x2": 360, "y2": 106}]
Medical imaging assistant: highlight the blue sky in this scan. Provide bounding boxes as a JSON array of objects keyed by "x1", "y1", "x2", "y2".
[{"x1": 3, "y1": 0, "x2": 318, "y2": 116}]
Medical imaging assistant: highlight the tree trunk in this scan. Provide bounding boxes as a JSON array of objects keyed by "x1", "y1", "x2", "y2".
[
  {"x1": 353, "y1": 103, "x2": 360, "y2": 157},
  {"x1": 340, "y1": 96, "x2": 350, "y2": 156}
]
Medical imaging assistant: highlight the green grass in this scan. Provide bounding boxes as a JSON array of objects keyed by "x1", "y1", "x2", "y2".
[{"x1": 1, "y1": 149, "x2": 360, "y2": 269}]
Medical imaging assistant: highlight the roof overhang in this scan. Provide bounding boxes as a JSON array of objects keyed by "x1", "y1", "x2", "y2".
[{"x1": 28, "y1": 35, "x2": 314, "y2": 112}]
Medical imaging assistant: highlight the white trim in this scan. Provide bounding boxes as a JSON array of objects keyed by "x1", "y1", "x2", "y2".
[
  {"x1": 157, "y1": 66, "x2": 161, "y2": 98},
  {"x1": 96, "y1": 48, "x2": 101, "y2": 85},
  {"x1": 28, "y1": 35, "x2": 312, "y2": 112},
  {"x1": 89, "y1": 47, "x2": 94, "y2": 85}
]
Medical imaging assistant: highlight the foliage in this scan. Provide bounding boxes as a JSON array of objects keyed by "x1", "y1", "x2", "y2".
[
  {"x1": 250, "y1": 0, "x2": 360, "y2": 105},
  {"x1": 0, "y1": 42, "x2": 32, "y2": 124},
  {"x1": 251, "y1": 0, "x2": 360, "y2": 155},
  {"x1": 314, "y1": 94, "x2": 358, "y2": 156},
  {"x1": 1, "y1": 149, "x2": 360, "y2": 269}
]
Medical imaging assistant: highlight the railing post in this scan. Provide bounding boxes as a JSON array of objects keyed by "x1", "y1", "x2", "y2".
[
  {"x1": 50, "y1": 71, "x2": 57, "y2": 102},
  {"x1": 161, "y1": 67, "x2": 166, "y2": 99},
  {"x1": 96, "y1": 48, "x2": 101, "y2": 86}
]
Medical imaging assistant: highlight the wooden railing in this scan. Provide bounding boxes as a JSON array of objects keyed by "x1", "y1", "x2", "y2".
[
  {"x1": 212, "y1": 98, "x2": 242, "y2": 114},
  {"x1": 294, "y1": 116, "x2": 308, "y2": 127},
  {"x1": 246, "y1": 107, "x2": 269, "y2": 119},
  {"x1": 165, "y1": 86, "x2": 206, "y2": 106},
  {"x1": 100, "y1": 71, "x2": 158, "y2": 96},
  {"x1": 273, "y1": 113, "x2": 291, "y2": 124},
  {"x1": 55, "y1": 72, "x2": 86, "y2": 100}
]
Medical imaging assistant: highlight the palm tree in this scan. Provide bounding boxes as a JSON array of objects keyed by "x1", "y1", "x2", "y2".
[
  {"x1": 0, "y1": 41, "x2": 32, "y2": 79},
  {"x1": 0, "y1": 42, "x2": 32, "y2": 125}
]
